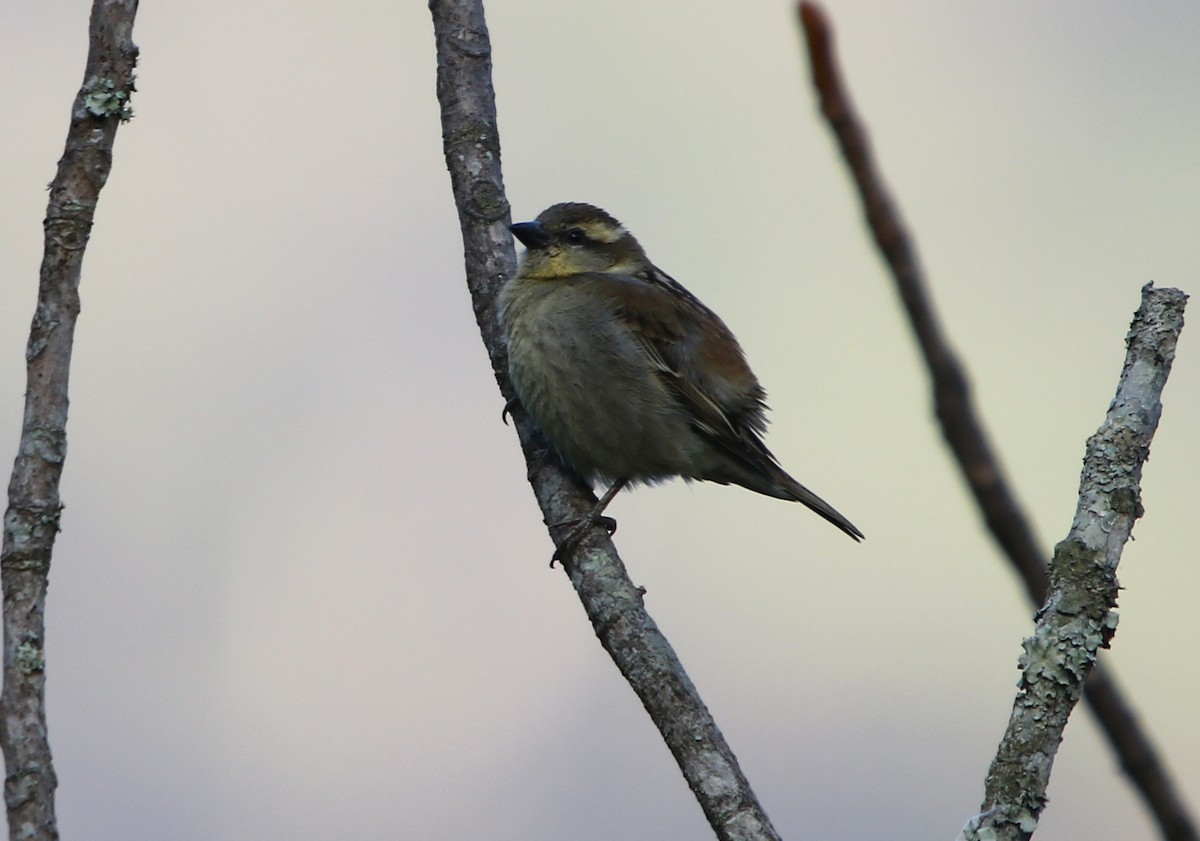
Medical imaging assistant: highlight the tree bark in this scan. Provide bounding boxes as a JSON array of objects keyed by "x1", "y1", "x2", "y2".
[
  {"x1": 798, "y1": 5, "x2": 1196, "y2": 838},
  {"x1": 967, "y1": 285, "x2": 1187, "y2": 841},
  {"x1": 1, "y1": 3, "x2": 139, "y2": 840},
  {"x1": 429, "y1": 1, "x2": 781, "y2": 837}
]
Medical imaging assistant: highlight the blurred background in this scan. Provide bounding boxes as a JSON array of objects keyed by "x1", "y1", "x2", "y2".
[{"x1": 2, "y1": 1, "x2": 1197, "y2": 839}]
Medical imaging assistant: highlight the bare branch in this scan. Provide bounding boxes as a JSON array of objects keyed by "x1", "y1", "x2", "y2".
[
  {"x1": 1, "y1": 2, "x2": 139, "y2": 839},
  {"x1": 797, "y1": 5, "x2": 1197, "y2": 839},
  {"x1": 429, "y1": 1, "x2": 780, "y2": 838},
  {"x1": 966, "y1": 284, "x2": 1187, "y2": 841},
  {"x1": 799, "y1": 1, "x2": 1044, "y2": 586}
]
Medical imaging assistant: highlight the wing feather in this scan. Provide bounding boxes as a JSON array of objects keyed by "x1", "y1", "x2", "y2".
[{"x1": 578, "y1": 267, "x2": 781, "y2": 471}]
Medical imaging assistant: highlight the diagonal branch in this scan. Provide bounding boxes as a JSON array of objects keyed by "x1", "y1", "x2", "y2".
[
  {"x1": 966, "y1": 284, "x2": 1187, "y2": 841},
  {"x1": 428, "y1": 1, "x2": 780, "y2": 838},
  {"x1": 797, "y1": 4, "x2": 1197, "y2": 840},
  {"x1": 1, "y1": 3, "x2": 140, "y2": 840},
  {"x1": 799, "y1": 2, "x2": 1045, "y2": 591}
]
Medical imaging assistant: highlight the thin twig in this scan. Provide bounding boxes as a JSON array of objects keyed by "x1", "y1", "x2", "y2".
[
  {"x1": 966, "y1": 285, "x2": 1187, "y2": 841},
  {"x1": 797, "y1": 4, "x2": 1197, "y2": 840},
  {"x1": 1, "y1": 3, "x2": 139, "y2": 840},
  {"x1": 428, "y1": 2, "x2": 780, "y2": 839},
  {"x1": 799, "y1": 2, "x2": 1045, "y2": 589}
]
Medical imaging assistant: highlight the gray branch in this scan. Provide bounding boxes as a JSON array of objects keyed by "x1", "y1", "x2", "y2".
[
  {"x1": 428, "y1": 1, "x2": 780, "y2": 838},
  {"x1": 1, "y1": 3, "x2": 139, "y2": 839},
  {"x1": 965, "y1": 284, "x2": 1187, "y2": 841},
  {"x1": 798, "y1": 5, "x2": 1196, "y2": 837}
]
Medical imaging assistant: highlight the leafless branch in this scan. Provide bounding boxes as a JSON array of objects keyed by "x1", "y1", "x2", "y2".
[
  {"x1": 797, "y1": 4, "x2": 1197, "y2": 839},
  {"x1": 1, "y1": 2, "x2": 139, "y2": 840},
  {"x1": 966, "y1": 284, "x2": 1186, "y2": 841},
  {"x1": 429, "y1": 1, "x2": 780, "y2": 838}
]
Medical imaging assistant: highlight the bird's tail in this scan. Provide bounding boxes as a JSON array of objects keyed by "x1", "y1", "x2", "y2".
[
  {"x1": 702, "y1": 445, "x2": 864, "y2": 541},
  {"x1": 764, "y1": 464, "x2": 864, "y2": 542}
]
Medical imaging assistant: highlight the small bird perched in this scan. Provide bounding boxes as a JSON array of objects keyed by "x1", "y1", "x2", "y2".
[{"x1": 500, "y1": 202, "x2": 863, "y2": 550}]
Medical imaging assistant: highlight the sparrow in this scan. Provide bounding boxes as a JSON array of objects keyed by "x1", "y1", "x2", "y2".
[{"x1": 500, "y1": 202, "x2": 863, "y2": 553}]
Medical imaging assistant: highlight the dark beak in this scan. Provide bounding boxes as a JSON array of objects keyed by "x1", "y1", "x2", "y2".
[{"x1": 510, "y1": 221, "x2": 549, "y2": 249}]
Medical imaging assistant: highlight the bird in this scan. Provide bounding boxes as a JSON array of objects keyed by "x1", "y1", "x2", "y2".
[{"x1": 500, "y1": 202, "x2": 863, "y2": 555}]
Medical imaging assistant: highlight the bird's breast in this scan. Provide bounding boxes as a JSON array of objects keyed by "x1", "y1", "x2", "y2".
[{"x1": 500, "y1": 278, "x2": 702, "y2": 483}]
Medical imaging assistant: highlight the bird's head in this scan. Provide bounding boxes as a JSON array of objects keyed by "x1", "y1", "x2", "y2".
[{"x1": 510, "y1": 203, "x2": 650, "y2": 279}]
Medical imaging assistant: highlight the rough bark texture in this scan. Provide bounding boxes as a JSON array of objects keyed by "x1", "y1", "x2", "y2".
[
  {"x1": 798, "y1": 4, "x2": 1196, "y2": 838},
  {"x1": 1, "y1": 3, "x2": 139, "y2": 840},
  {"x1": 965, "y1": 285, "x2": 1186, "y2": 841},
  {"x1": 429, "y1": 1, "x2": 780, "y2": 838}
]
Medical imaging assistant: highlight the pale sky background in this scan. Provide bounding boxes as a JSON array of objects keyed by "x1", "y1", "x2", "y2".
[{"x1": 2, "y1": 1, "x2": 1198, "y2": 840}]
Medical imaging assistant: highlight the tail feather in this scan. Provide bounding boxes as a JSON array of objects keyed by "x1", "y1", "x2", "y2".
[
  {"x1": 732, "y1": 459, "x2": 863, "y2": 541},
  {"x1": 774, "y1": 471, "x2": 864, "y2": 542},
  {"x1": 698, "y1": 439, "x2": 864, "y2": 541}
]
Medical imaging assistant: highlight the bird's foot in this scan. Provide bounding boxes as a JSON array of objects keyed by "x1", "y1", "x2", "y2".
[
  {"x1": 548, "y1": 515, "x2": 618, "y2": 566},
  {"x1": 500, "y1": 397, "x2": 521, "y2": 426}
]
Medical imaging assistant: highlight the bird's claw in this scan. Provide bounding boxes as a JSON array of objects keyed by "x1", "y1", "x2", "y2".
[
  {"x1": 501, "y1": 397, "x2": 521, "y2": 426},
  {"x1": 548, "y1": 514, "x2": 619, "y2": 566}
]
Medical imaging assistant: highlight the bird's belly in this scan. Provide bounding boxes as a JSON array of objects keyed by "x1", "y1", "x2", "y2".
[{"x1": 507, "y1": 311, "x2": 698, "y2": 484}]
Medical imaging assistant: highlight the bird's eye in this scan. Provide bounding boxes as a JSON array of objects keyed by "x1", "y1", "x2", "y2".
[{"x1": 564, "y1": 228, "x2": 588, "y2": 246}]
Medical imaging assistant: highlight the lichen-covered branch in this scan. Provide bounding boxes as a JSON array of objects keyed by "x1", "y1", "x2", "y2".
[
  {"x1": 428, "y1": 2, "x2": 780, "y2": 838},
  {"x1": 1, "y1": 3, "x2": 139, "y2": 840},
  {"x1": 798, "y1": 5, "x2": 1197, "y2": 839},
  {"x1": 964, "y1": 285, "x2": 1187, "y2": 841}
]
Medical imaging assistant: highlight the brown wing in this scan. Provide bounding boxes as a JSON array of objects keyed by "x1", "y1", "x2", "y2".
[{"x1": 581, "y1": 266, "x2": 781, "y2": 469}]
